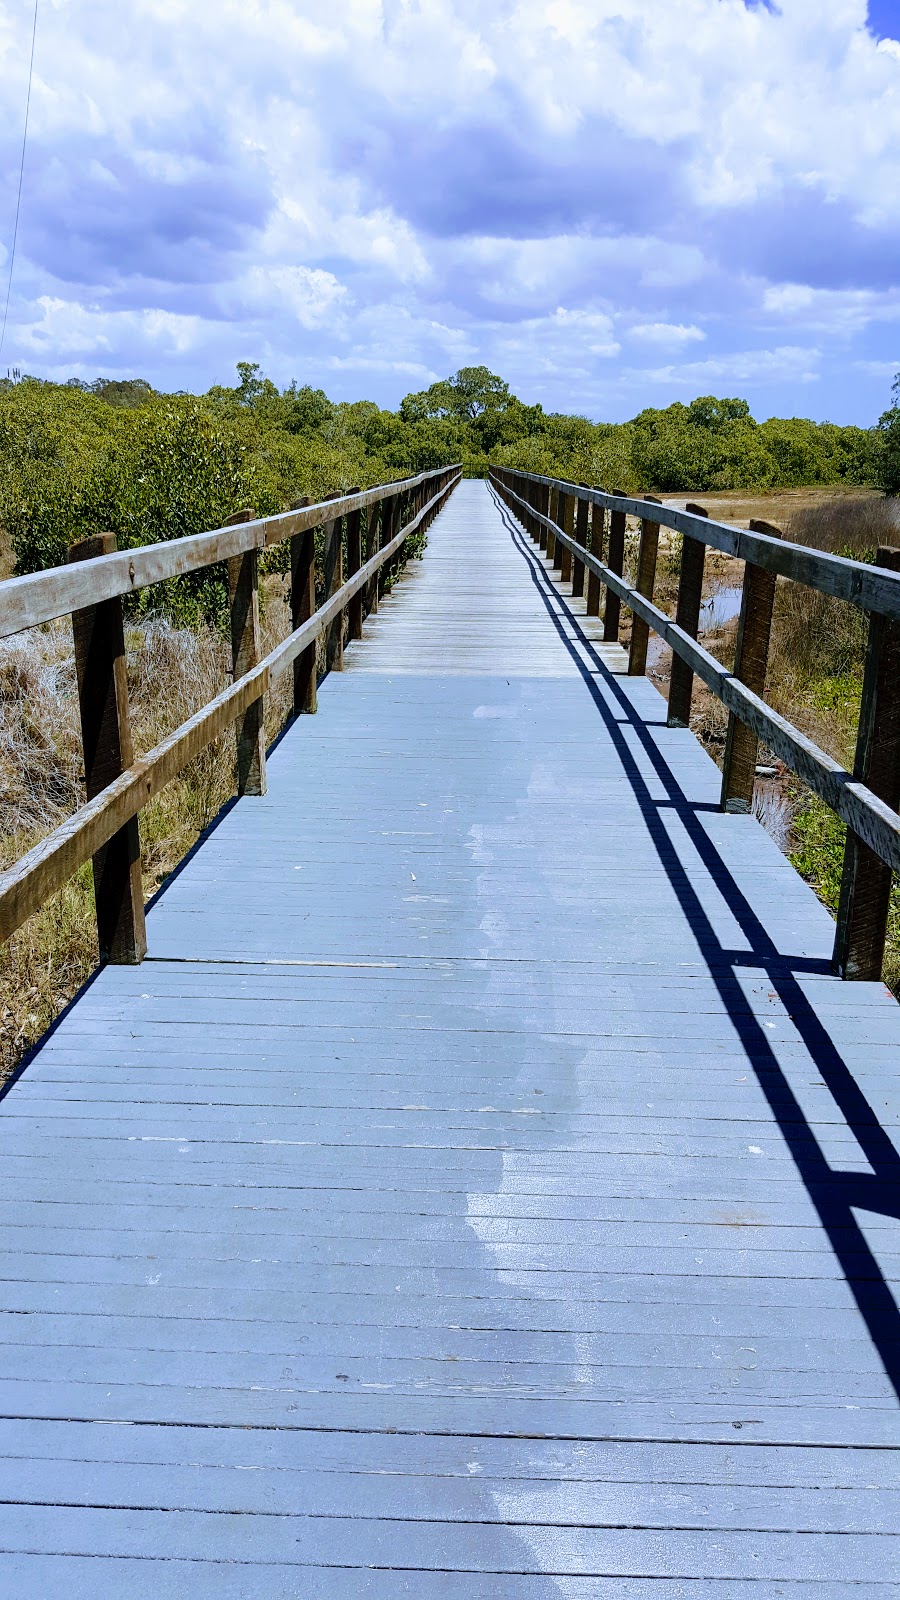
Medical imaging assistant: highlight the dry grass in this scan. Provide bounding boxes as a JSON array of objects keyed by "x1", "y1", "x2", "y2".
[
  {"x1": 766, "y1": 496, "x2": 900, "y2": 762},
  {"x1": 660, "y1": 484, "x2": 885, "y2": 531},
  {"x1": 0, "y1": 573, "x2": 297, "y2": 1082}
]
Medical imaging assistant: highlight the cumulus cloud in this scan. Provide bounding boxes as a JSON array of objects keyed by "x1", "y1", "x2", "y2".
[
  {"x1": 0, "y1": 0, "x2": 897, "y2": 419},
  {"x1": 630, "y1": 323, "x2": 706, "y2": 346}
]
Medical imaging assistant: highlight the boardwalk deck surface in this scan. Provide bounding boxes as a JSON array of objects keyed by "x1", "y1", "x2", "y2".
[{"x1": 1, "y1": 479, "x2": 899, "y2": 1595}]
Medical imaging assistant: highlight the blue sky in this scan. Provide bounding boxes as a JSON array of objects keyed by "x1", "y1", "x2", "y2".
[{"x1": 1, "y1": 0, "x2": 898, "y2": 423}]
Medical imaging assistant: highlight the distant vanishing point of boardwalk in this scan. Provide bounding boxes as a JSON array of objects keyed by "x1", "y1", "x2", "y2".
[{"x1": 0, "y1": 479, "x2": 899, "y2": 1594}]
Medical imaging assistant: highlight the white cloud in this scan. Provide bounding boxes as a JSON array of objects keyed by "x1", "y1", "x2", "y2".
[
  {"x1": 0, "y1": 0, "x2": 898, "y2": 419},
  {"x1": 639, "y1": 345, "x2": 821, "y2": 387},
  {"x1": 630, "y1": 322, "x2": 706, "y2": 345}
]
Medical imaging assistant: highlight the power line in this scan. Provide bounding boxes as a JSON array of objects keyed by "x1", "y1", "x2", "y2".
[{"x1": 0, "y1": 0, "x2": 39, "y2": 366}]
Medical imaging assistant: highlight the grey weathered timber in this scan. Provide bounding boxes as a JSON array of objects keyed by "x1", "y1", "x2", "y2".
[
  {"x1": 720, "y1": 518, "x2": 782, "y2": 812},
  {"x1": 538, "y1": 481, "x2": 550, "y2": 554},
  {"x1": 586, "y1": 497, "x2": 603, "y2": 617},
  {"x1": 572, "y1": 487, "x2": 588, "y2": 598},
  {"x1": 366, "y1": 498, "x2": 382, "y2": 615},
  {"x1": 834, "y1": 544, "x2": 900, "y2": 979},
  {"x1": 225, "y1": 509, "x2": 267, "y2": 797},
  {"x1": 546, "y1": 484, "x2": 557, "y2": 560},
  {"x1": 559, "y1": 489, "x2": 574, "y2": 583},
  {"x1": 667, "y1": 502, "x2": 708, "y2": 728},
  {"x1": 289, "y1": 495, "x2": 316, "y2": 716},
  {"x1": 322, "y1": 492, "x2": 344, "y2": 673},
  {"x1": 68, "y1": 534, "x2": 146, "y2": 965},
  {"x1": 627, "y1": 495, "x2": 661, "y2": 677},
  {"x1": 346, "y1": 494, "x2": 363, "y2": 641},
  {"x1": 603, "y1": 494, "x2": 627, "y2": 642},
  {"x1": 1, "y1": 481, "x2": 899, "y2": 1592}
]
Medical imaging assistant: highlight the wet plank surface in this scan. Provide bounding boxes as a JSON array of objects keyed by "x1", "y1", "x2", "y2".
[{"x1": 1, "y1": 479, "x2": 899, "y2": 1594}]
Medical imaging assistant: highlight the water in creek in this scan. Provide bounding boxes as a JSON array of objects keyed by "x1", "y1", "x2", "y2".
[
  {"x1": 699, "y1": 585, "x2": 743, "y2": 632},
  {"x1": 643, "y1": 578, "x2": 796, "y2": 857}
]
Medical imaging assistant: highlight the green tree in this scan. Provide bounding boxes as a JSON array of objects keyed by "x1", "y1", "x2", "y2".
[{"x1": 876, "y1": 373, "x2": 900, "y2": 495}]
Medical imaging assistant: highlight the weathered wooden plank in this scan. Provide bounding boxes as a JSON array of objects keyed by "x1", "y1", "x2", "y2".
[
  {"x1": 720, "y1": 518, "x2": 782, "y2": 812},
  {"x1": 289, "y1": 494, "x2": 316, "y2": 715},
  {"x1": 603, "y1": 496, "x2": 626, "y2": 642},
  {"x1": 834, "y1": 544, "x2": 900, "y2": 979},
  {"x1": 68, "y1": 533, "x2": 146, "y2": 964},
  {"x1": 225, "y1": 508, "x2": 267, "y2": 796},
  {"x1": 627, "y1": 496, "x2": 661, "y2": 677}
]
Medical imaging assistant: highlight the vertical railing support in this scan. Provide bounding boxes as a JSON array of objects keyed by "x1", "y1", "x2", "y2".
[
  {"x1": 667, "y1": 503, "x2": 708, "y2": 728},
  {"x1": 586, "y1": 500, "x2": 604, "y2": 618},
  {"x1": 323, "y1": 493, "x2": 345, "y2": 673},
  {"x1": 559, "y1": 490, "x2": 573, "y2": 582},
  {"x1": 546, "y1": 486, "x2": 558, "y2": 563},
  {"x1": 225, "y1": 509, "x2": 266, "y2": 796},
  {"x1": 833, "y1": 544, "x2": 900, "y2": 980},
  {"x1": 347, "y1": 492, "x2": 363, "y2": 642},
  {"x1": 628, "y1": 495, "x2": 662, "y2": 677},
  {"x1": 603, "y1": 496, "x2": 627, "y2": 642},
  {"x1": 378, "y1": 491, "x2": 396, "y2": 602},
  {"x1": 720, "y1": 519, "x2": 782, "y2": 811},
  {"x1": 289, "y1": 495, "x2": 317, "y2": 717},
  {"x1": 573, "y1": 489, "x2": 589, "y2": 599},
  {"x1": 68, "y1": 532, "x2": 147, "y2": 964},
  {"x1": 367, "y1": 498, "x2": 383, "y2": 615},
  {"x1": 539, "y1": 483, "x2": 550, "y2": 552}
]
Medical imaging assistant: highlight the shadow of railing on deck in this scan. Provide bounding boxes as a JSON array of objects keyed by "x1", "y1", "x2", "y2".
[{"x1": 492, "y1": 485, "x2": 900, "y2": 1406}]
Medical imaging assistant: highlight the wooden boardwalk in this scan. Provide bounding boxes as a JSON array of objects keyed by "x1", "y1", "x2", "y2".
[{"x1": 1, "y1": 478, "x2": 899, "y2": 1594}]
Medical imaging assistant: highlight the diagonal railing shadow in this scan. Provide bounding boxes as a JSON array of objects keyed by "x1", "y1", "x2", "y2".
[{"x1": 492, "y1": 486, "x2": 900, "y2": 1403}]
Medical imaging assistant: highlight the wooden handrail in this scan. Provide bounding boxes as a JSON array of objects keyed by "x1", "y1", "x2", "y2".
[
  {"x1": 0, "y1": 466, "x2": 462, "y2": 951},
  {"x1": 490, "y1": 466, "x2": 900, "y2": 983},
  {"x1": 498, "y1": 468, "x2": 900, "y2": 622},
  {"x1": 0, "y1": 469, "x2": 453, "y2": 640}
]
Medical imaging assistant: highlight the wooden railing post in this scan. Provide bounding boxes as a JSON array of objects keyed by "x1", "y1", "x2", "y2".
[
  {"x1": 554, "y1": 489, "x2": 568, "y2": 574},
  {"x1": 225, "y1": 509, "x2": 266, "y2": 796},
  {"x1": 347, "y1": 492, "x2": 363, "y2": 642},
  {"x1": 520, "y1": 476, "x2": 530, "y2": 538},
  {"x1": 586, "y1": 500, "x2": 604, "y2": 617},
  {"x1": 833, "y1": 544, "x2": 900, "y2": 980},
  {"x1": 628, "y1": 495, "x2": 662, "y2": 676},
  {"x1": 603, "y1": 495, "x2": 627, "y2": 642},
  {"x1": 538, "y1": 483, "x2": 550, "y2": 552},
  {"x1": 720, "y1": 519, "x2": 782, "y2": 811},
  {"x1": 546, "y1": 486, "x2": 558, "y2": 563},
  {"x1": 68, "y1": 532, "x2": 146, "y2": 964},
  {"x1": 323, "y1": 493, "x2": 345, "y2": 673},
  {"x1": 667, "y1": 503, "x2": 708, "y2": 728},
  {"x1": 289, "y1": 496, "x2": 317, "y2": 716},
  {"x1": 367, "y1": 498, "x2": 382, "y2": 615},
  {"x1": 573, "y1": 489, "x2": 589, "y2": 599},
  {"x1": 378, "y1": 491, "x2": 396, "y2": 602},
  {"x1": 559, "y1": 490, "x2": 574, "y2": 583}
]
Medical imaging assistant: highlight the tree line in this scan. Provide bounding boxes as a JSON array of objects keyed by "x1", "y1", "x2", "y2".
[{"x1": 1, "y1": 362, "x2": 898, "y2": 616}]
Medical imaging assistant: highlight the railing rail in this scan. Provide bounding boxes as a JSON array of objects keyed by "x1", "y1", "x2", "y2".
[
  {"x1": 490, "y1": 465, "x2": 900, "y2": 984},
  {"x1": 496, "y1": 469, "x2": 900, "y2": 621},
  {"x1": 0, "y1": 470, "x2": 456, "y2": 639},
  {"x1": 0, "y1": 465, "x2": 462, "y2": 958}
]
